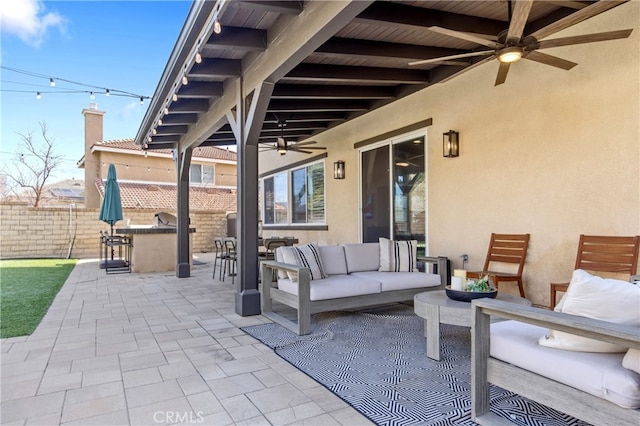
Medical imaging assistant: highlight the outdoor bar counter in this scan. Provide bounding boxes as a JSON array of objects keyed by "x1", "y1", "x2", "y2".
[{"x1": 115, "y1": 226, "x2": 195, "y2": 273}]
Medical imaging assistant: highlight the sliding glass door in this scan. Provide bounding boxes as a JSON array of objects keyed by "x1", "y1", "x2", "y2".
[{"x1": 361, "y1": 135, "x2": 426, "y2": 254}]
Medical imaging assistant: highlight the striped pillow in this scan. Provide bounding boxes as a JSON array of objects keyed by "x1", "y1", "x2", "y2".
[
  {"x1": 379, "y1": 238, "x2": 418, "y2": 272},
  {"x1": 280, "y1": 242, "x2": 328, "y2": 281}
]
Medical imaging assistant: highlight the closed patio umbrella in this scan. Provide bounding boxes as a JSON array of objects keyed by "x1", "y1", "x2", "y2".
[{"x1": 99, "y1": 164, "x2": 123, "y2": 236}]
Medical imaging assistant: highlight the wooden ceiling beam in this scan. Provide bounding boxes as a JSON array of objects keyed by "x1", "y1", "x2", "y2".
[
  {"x1": 355, "y1": 2, "x2": 506, "y2": 36},
  {"x1": 177, "y1": 81, "x2": 223, "y2": 98},
  {"x1": 316, "y1": 37, "x2": 467, "y2": 62},
  {"x1": 158, "y1": 114, "x2": 198, "y2": 125},
  {"x1": 155, "y1": 125, "x2": 189, "y2": 135},
  {"x1": 264, "y1": 111, "x2": 348, "y2": 123},
  {"x1": 272, "y1": 84, "x2": 396, "y2": 99},
  {"x1": 167, "y1": 99, "x2": 210, "y2": 113},
  {"x1": 268, "y1": 99, "x2": 370, "y2": 113},
  {"x1": 203, "y1": 27, "x2": 267, "y2": 52},
  {"x1": 284, "y1": 63, "x2": 430, "y2": 84},
  {"x1": 233, "y1": 1, "x2": 304, "y2": 15},
  {"x1": 188, "y1": 59, "x2": 241, "y2": 79}
]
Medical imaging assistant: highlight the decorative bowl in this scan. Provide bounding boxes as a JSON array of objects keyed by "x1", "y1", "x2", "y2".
[{"x1": 445, "y1": 286, "x2": 498, "y2": 303}]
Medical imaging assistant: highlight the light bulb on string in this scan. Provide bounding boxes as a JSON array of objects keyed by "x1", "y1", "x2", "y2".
[
  {"x1": 214, "y1": 19, "x2": 222, "y2": 34},
  {"x1": 36, "y1": 92, "x2": 42, "y2": 99},
  {"x1": 195, "y1": 52, "x2": 202, "y2": 64},
  {"x1": 105, "y1": 89, "x2": 110, "y2": 96},
  {"x1": 49, "y1": 78, "x2": 55, "y2": 87},
  {"x1": 158, "y1": 118, "x2": 163, "y2": 125},
  {"x1": 172, "y1": 93, "x2": 178, "y2": 102},
  {"x1": 89, "y1": 92, "x2": 95, "y2": 100},
  {"x1": 164, "y1": 106, "x2": 169, "y2": 115},
  {"x1": 140, "y1": 97, "x2": 144, "y2": 105},
  {"x1": 182, "y1": 75, "x2": 188, "y2": 85},
  {"x1": 144, "y1": 151, "x2": 148, "y2": 158}
]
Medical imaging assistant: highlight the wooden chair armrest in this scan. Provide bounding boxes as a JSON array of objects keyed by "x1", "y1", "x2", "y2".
[
  {"x1": 472, "y1": 298, "x2": 640, "y2": 348},
  {"x1": 417, "y1": 256, "x2": 448, "y2": 287}
]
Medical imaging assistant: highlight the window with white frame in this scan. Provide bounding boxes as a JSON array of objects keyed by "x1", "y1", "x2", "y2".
[
  {"x1": 262, "y1": 160, "x2": 325, "y2": 225},
  {"x1": 190, "y1": 164, "x2": 214, "y2": 185}
]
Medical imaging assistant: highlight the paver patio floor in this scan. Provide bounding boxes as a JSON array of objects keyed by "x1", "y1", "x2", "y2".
[{"x1": 1, "y1": 254, "x2": 372, "y2": 426}]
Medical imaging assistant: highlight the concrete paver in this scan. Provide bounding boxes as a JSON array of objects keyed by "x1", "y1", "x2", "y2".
[{"x1": 1, "y1": 255, "x2": 373, "y2": 425}]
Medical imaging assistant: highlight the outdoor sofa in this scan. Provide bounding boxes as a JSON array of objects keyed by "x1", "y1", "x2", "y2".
[
  {"x1": 471, "y1": 296, "x2": 640, "y2": 426},
  {"x1": 260, "y1": 241, "x2": 447, "y2": 335}
]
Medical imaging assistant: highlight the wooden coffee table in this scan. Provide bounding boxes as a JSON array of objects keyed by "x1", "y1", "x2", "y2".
[{"x1": 414, "y1": 290, "x2": 531, "y2": 360}]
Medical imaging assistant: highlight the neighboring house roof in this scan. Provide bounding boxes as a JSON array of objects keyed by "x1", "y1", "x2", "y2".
[
  {"x1": 95, "y1": 179, "x2": 236, "y2": 211},
  {"x1": 93, "y1": 138, "x2": 237, "y2": 161},
  {"x1": 3, "y1": 178, "x2": 85, "y2": 206}
]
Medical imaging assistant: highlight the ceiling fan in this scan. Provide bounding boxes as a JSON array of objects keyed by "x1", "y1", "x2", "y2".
[
  {"x1": 260, "y1": 120, "x2": 327, "y2": 155},
  {"x1": 409, "y1": 0, "x2": 633, "y2": 85}
]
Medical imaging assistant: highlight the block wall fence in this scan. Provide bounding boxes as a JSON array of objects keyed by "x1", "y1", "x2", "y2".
[{"x1": 0, "y1": 202, "x2": 231, "y2": 259}]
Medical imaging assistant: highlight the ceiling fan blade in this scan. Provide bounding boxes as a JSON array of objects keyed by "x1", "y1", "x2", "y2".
[
  {"x1": 428, "y1": 26, "x2": 499, "y2": 48},
  {"x1": 289, "y1": 149, "x2": 314, "y2": 154},
  {"x1": 495, "y1": 62, "x2": 511, "y2": 86},
  {"x1": 507, "y1": 0, "x2": 533, "y2": 41},
  {"x1": 293, "y1": 140, "x2": 318, "y2": 146},
  {"x1": 523, "y1": 50, "x2": 578, "y2": 70},
  {"x1": 409, "y1": 50, "x2": 493, "y2": 66},
  {"x1": 535, "y1": 29, "x2": 633, "y2": 49},
  {"x1": 528, "y1": 0, "x2": 627, "y2": 41}
]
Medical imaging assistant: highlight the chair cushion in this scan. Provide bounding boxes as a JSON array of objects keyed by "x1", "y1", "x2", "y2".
[
  {"x1": 280, "y1": 242, "x2": 327, "y2": 281},
  {"x1": 351, "y1": 271, "x2": 440, "y2": 291},
  {"x1": 378, "y1": 238, "x2": 418, "y2": 272},
  {"x1": 277, "y1": 275, "x2": 381, "y2": 301},
  {"x1": 318, "y1": 245, "x2": 348, "y2": 275},
  {"x1": 343, "y1": 243, "x2": 380, "y2": 273},
  {"x1": 623, "y1": 349, "x2": 640, "y2": 374},
  {"x1": 539, "y1": 269, "x2": 640, "y2": 353},
  {"x1": 492, "y1": 320, "x2": 640, "y2": 409}
]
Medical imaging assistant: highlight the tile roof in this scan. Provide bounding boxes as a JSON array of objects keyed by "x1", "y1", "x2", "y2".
[
  {"x1": 94, "y1": 138, "x2": 237, "y2": 162},
  {"x1": 95, "y1": 179, "x2": 236, "y2": 211}
]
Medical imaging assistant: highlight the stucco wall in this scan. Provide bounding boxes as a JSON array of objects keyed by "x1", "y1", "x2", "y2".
[
  {"x1": 259, "y1": 2, "x2": 640, "y2": 307},
  {"x1": 0, "y1": 202, "x2": 231, "y2": 259}
]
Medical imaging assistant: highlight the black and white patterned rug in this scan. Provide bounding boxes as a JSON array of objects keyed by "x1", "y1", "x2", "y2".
[{"x1": 242, "y1": 304, "x2": 590, "y2": 426}]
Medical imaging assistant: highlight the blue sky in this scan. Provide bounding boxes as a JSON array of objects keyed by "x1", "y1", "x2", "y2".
[{"x1": 1, "y1": 0, "x2": 191, "y2": 181}]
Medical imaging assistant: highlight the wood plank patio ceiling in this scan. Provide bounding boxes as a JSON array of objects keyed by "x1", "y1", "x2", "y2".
[{"x1": 137, "y1": 0, "x2": 624, "y2": 150}]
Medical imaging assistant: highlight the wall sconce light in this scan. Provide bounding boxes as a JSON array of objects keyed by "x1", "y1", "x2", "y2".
[
  {"x1": 443, "y1": 130, "x2": 459, "y2": 158},
  {"x1": 333, "y1": 161, "x2": 345, "y2": 179}
]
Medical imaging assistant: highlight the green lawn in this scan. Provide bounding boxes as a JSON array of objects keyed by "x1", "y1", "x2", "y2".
[{"x1": 0, "y1": 259, "x2": 77, "y2": 338}]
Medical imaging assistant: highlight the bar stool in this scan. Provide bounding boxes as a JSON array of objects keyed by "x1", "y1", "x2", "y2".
[{"x1": 222, "y1": 237, "x2": 237, "y2": 283}]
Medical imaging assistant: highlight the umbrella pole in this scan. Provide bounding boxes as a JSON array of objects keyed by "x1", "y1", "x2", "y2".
[{"x1": 110, "y1": 223, "x2": 115, "y2": 260}]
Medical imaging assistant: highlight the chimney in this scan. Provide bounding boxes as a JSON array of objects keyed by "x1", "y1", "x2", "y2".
[{"x1": 82, "y1": 104, "x2": 105, "y2": 209}]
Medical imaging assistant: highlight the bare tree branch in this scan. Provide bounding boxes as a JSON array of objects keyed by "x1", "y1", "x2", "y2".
[{"x1": 5, "y1": 121, "x2": 64, "y2": 207}]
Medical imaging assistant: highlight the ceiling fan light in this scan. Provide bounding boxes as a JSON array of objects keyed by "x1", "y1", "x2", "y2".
[
  {"x1": 277, "y1": 137, "x2": 287, "y2": 155},
  {"x1": 498, "y1": 46, "x2": 523, "y2": 63}
]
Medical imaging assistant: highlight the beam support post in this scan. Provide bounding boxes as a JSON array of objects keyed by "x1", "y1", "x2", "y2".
[
  {"x1": 175, "y1": 146, "x2": 193, "y2": 278},
  {"x1": 229, "y1": 79, "x2": 275, "y2": 316}
]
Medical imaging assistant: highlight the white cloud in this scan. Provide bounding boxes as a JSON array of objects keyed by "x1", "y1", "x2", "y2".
[{"x1": 0, "y1": 0, "x2": 67, "y2": 48}]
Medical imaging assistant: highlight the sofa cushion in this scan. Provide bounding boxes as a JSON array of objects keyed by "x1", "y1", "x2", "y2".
[
  {"x1": 274, "y1": 247, "x2": 288, "y2": 279},
  {"x1": 280, "y1": 242, "x2": 328, "y2": 281},
  {"x1": 539, "y1": 269, "x2": 640, "y2": 353},
  {"x1": 277, "y1": 275, "x2": 381, "y2": 301},
  {"x1": 492, "y1": 320, "x2": 640, "y2": 409},
  {"x1": 343, "y1": 243, "x2": 380, "y2": 273},
  {"x1": 318, "y1": 245, "x2": 348, "y2": 275},
  {"x1": 351, "y1": 271, "x2": 440, "y2": 291},
  {"x1": 378, "y1": 238, "x2": 418, "y2": 272}
]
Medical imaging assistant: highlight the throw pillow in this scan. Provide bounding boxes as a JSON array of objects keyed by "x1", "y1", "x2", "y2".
[
  {"x1": 539, "y1": 269, "x2": 640, "y2": 353},
  {"x1": 622, "y1": 348, "x2": 640, "y2": 374},
  {"x1": 379, "y1": 238, "x2": 418, "y2": 272},
  {"x1": 280, "y1": 242, "x2": 327, "y2": 282}
]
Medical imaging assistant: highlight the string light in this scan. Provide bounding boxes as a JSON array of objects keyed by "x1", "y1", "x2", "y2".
[
  {"x1": 157, "y1": 119, "x2": 162, "y2": 125},
  {"x1": 195, "y1": 52, "x2": 202, "y2": 63},
  {"x1": 1, "y1": 66, "x2": 151, "y2": 102},
  {"x1": 182, "y1": 75, "x2": 188, "y2": 85},
  {"x1": 140, "y1": 97, "x2": 144, "y2": 105},
  {"x1": 164, "y1": 106, "x2": 169, "y2": 115},
  {"x1": 213, "y1": 19, "x2": 222, "y2": 34},
  {"x1": 89, "y1": 91, "x2": 95, "y2": 100},
  {"x1": 36, "y1": 91, "x2": 41, "y2": 99},
  {"x1": 172, "y1": 93, "x2": 178, "y2": 102}
]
